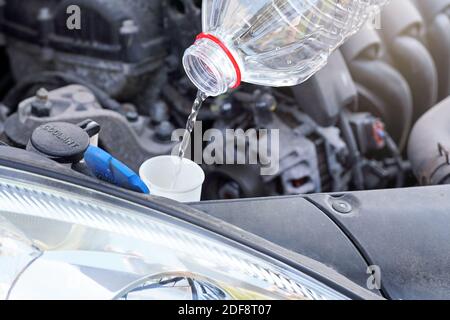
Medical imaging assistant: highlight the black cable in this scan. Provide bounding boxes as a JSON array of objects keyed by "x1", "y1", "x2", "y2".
[
  {"x1": 0, "y1": 73, "x2": 13, "y2": 98},
  {"x1": 338, "y1": 110, "x2": 365, "y2": 190},
  {"x1": 385, "y1": 133, "x2": 405, "y2": 188}
]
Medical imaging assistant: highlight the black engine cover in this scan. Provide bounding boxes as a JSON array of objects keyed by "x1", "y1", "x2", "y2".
[
  {"x1": 0, "y1": 0, "x2": 167, "y2": 98},
  {"x1": 0, "y1": 0, "x2": 166, "y2": 62}
]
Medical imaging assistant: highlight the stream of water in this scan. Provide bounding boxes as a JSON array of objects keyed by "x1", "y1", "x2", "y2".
[{"x1": 171, "y1": 90, "x2": 208, "y2": 188}]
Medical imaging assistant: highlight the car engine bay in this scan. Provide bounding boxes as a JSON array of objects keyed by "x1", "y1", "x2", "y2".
[{"x1": 1, "y1": 0, "x2": 450, "y2": 201}]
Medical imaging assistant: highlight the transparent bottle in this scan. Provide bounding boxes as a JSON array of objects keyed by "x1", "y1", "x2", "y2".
[{"x1": 183, "y1": 0, "x2": 387, "y2": 97}]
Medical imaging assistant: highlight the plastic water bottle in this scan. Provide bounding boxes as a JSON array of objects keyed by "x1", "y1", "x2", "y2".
[{"x1": 183, "y1": 0, "x2": 387, "y2": 97}]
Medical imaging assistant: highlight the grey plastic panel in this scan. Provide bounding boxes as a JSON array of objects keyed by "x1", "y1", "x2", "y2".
[
  {"x1": 194, "y1": 196, "x2": 374, "y2": 292},
  {"x1": 307, "y1": 186, "x2": 450, "y2": 300}
]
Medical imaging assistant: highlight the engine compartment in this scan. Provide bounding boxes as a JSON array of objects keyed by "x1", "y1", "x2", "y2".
[{"x1": 1, "y1": 0, "x2": 450, "y2": 200}]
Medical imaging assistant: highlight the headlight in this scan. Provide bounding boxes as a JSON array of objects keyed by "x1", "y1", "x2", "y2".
[{"x1": 0, "y1": 166, "x2": 348, "y2": 300}]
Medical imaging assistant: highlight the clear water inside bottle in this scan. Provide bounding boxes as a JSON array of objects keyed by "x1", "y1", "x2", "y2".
[
  {"x1": 177, "y1": 0, "x2": 387, "y2": 188},
  {"x1": 183, "y1": 0, "x2": 387, "y2": 96}
]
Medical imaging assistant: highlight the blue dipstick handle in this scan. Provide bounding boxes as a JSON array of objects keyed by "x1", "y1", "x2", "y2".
[{"x1": 84, "y1": 146, "x2": 150, "y2": 194}]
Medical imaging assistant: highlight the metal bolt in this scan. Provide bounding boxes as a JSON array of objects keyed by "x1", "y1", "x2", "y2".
[
  {"x1": 120, "y1": 19, "x2": 139, "y2": 35},
  {"x1": 126, "y1": 111, "x2": 139, "y2": 123},
  {"x1": 255, "y1": 93, "x2": 277, "y2": 112},
  {"x1": 149, "y1": 101, "x2": 170, "y2": 124},
  {"x1": 31, "y1": 88, "x2": 52, "y2": 117},
  {"x1": 155, "y1": 121, "x2": 175, "y2": 142},
  {"x1": 332, "y1": 200, "x2": 353, "y2": 214},
  {"x1": 38, "y1": 7, "x2": 52, "y2": 21},
  {"x1": 221, "y1": 102, "x2": 232, "y2": 112},
  {"x1": 36, "y1": 88, "x2": 49, "y2": 101}
]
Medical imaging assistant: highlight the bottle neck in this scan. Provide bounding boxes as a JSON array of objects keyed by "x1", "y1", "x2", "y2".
[{"x1": 183, "y1": 35, "x2": 240, "y2": 97}]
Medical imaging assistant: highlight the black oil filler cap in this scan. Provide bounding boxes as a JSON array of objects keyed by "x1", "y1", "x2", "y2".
[{"x1": 27, "y1": 122, "x2": 90, "y2": 163}]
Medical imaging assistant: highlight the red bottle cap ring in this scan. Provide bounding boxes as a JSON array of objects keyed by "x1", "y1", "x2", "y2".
[{"x1": 196, "y1": 33, "x2": 242, "y2": 89}]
